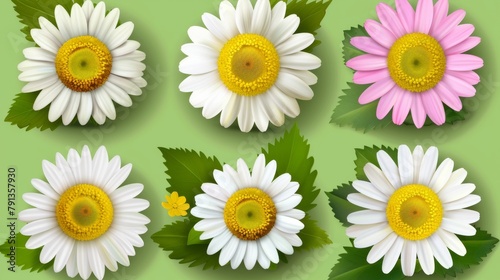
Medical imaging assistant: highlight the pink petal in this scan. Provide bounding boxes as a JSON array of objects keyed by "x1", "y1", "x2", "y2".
[
  {"x1": 411, "y1": 94, "x2": 426, "y2": 128},
  {"x1": 392, "y1": 90, "x2": 413, "y2": 125},
  {"x1": 447, "y1": 70, "x2": 480, "y2": 85},
  {"x1": 353, "y1": 69, "x2": 390, "y2": 84},
  {"x1": 358, "y1": 77, "x2": 396, "y2": 104},
  {"x1": 432, "y1": 10, "x2": 466, "y2": 40},
  {"x1": 434, "y1": 82, "x2": 463, "y2": 111},
  {"x1": 445, "y1": 37, "x2": 481, "y2": 55},
  {"x1": 350, "y1": 37, "x2": 388, "y2": 56},
  {"x1": 430, "y1": 0, "x2": 449, "y2": 35},
  {"x1": 376, "y1": 3, "x2": 405, "y2": 38},
  {"x1": 440, "y1": 24, "x2": 475, "y2": 50},
  {"x1": 346, "y1": 54, "x2": 387, "y2": 71},
  {"x1": 365, "y1": 19, "x2": 397, "y2": 49},
  {"x1": 396, "y1": 0, "x2": 415, "y2": 33},
  {"x1": 446, "y1": 54, "x2": 483, "y2": 71},
  {"x1": 422, "y1": 89, "x2": 446, "y2": 125},
  {"x1": 414, "y1": 0, "x2": 434, "y2": 34},
  {"x1": 377, "y1": 86, "x2": 400, "y2": 119},
  {"x1": 442, "y1": 74, "x2": 476, "y2": 97}
]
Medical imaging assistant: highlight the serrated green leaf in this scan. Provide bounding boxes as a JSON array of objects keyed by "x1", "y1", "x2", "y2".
[
  {"x1": 297, "y1": 214, "x2": 332, "y2": 250},
  {"x1": 262, "y1": 124, "x2": 320, "y2": 212},
  {"x1": 0, "y1": 233, "x2": 53, "y2": 272},
  {"x1": 270, "y1": 0, "x2": 332, "y2": 52},
  {"x1": 433, "y1": 228, "x2": 499, "y2": 277},
  {"x1": 354, "y1": 145, "x2": 398, "y2": 181},
  {"x1": 151, "y1": 220, "x2": 221, "y2": 270},
  {"x1": 12, "y1": 0, "x2": 83, "y2": 42},
  {"x1": 159, "y1": 148, "x2": 222, "y2": 213},
  {"x1": 330, "y1": 83, "x2": 393, "y2": 132},
  {"x1": 187, "y1": 227, "x2": 209, "y2": 246},
  {"x1": 325, "y1": 183, "x2": 362, "y2": 227},
  {"x1": 329, "y1": 245, "x2": 405, "y2": 280},
  {"x1": 4, "y1": 93, "x2": 61, "y2": 131},
  {"x1": 336, "y1": 25, "x2": 469, "y2": 131}
]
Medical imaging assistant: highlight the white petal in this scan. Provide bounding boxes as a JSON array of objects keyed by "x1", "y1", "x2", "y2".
[
  {"x1": 54, "y1": 5, "x2": 73, "y2": 41},
  {"x1": 276, "y1": 33, "x2": 314, "y2": 56},
  {"x1": 109, "y1": 183, "x2": 143, "y2": 204},
  {"x1": 267, "y1": 15, "x2": 299, "y2": 46},
  {"x1": 202, "y1": 13, "x2": 230, "y2": 42},
  {"x1": 22, "y1": 193, "x2": 56, "y2": 211},
  {"x1": 441, "y1": 168, "x2": 468, "y2": 190},
  {"x1": 244, "y1": 241, "x2": 258, "y2": 270},
  {"x1": 256, "y1": 243, "x2": 271, "y2": 269},
  {"x1": 65, "y1": 242, "x2": 78, "y2": 277},
  {"x1": 215, "y1": 168, "x2": 238, "y2": 194},
  {"x1": 235, "y1": 0, "x2": 253, "y2": 34},
  {"x1": 428, "y1": 234, "x2": 453, "y2": 269},
  {"x1": 48, "y1": 88, "x2": 72, "y2": 122},
  {"x1": 62, "y1": 92, "x2": 81, "y2": 125},
  {"x1": 99, "y1": 235, "x2": 129, "y2": 266},
  {"x1": 401, "y1": 241, "x2": 417, "y2": 276},
  {"x1": 187, "y1": 26, "x2": 223, "y2": 50},
  {"x1": 266, "y1": 86, "x2": 300, "y2": 118},
  {"x1": 18, "y1": 208, "x2": 54, "y2": 222},
  {"x1": 443, "y1": 194, "x2": 481, "y2": 211},
  {"x1": 272, "y1": 182, "x2": 299, "y2": 203},
  {"x1": 38, "y1": 17, "x2": 64, "y2": 45},
  {"x1": 230, "y1": 240, "x2": 247, "y2": 269},
  {"x1": 436, "y1": 229, "x2": 466, "y2": 256},
  {"x1": 22, "y1": 47, "x2": 56, "y2": 62},
  {"x1": 97, "y1": 8, "x2": 120, "y2": 43},
  {"x1": 179, "y1": 71, "x2": 219, "y2": 92},
  {"x1": 103, "y1": 82, "x2": 133, "y2": 107},
  {"x1": 111, "y1": 40, "x2": 140, "y2": 57},
  {"x1": 444, "y1": 209, "x2": 480, "y2": 224},
  {"x1": 93, "y1": 88, "x2": 116, "y2": 120},
  {"x1": 347, "y1": 210, "x2": 386, "y2": 225},
  {"x1": 398, "y1": 144, "x2": 414, "y2": 186},
  {"x1": 377, "y1": 150, "x2": 402, "y2": 189},
  {"x1": 70, "y1": 3, "x2": 88, "y2": 37},
  {"x1": 179, "y1": 56, "x2": 217, "y2": 75},
  {"x1": 275, "y1": 194, "x2": 301, "y2": 212},
  {"x1": 201, "y1": 183, "x2": 230, "y2": 201},
  {"x1": 439, "y1": 183, "x2": 476, "y2": 203},
  {"x1": 382, "y1": 237, "x2": 404, "y2": 274},
  {"x1": 275, "y1": 214, "x2": 304, "y2": 234},
  {"x1": 219, "y1": 235, "x2": 239, "y2": 265},
  {"x1": 89, "y1": 2, "x2": 106, "y2": 36},
  {"x1": 367, "y1": 232, "x2": 397, "y2": 263},
  {"x1": 33, "y1": 82, "x2": 66, "y2": 110},
  {"x1": 106, "y1": 22, "x2": 134, "y2": 50},
  {"x1": 267, "y1": 173, "x2": 292, "y2": 198},
  {"x1": 268, "y1": 230, "x2": 293, "y2": 255},
  {"x1": 354, "y1": 223, "x2": 392, "y2": 248},
  {"x1": 21, "y1": 218, "x2": 57, "y2": 236},
  {"x1": 347, "y1": 193, "x2": 387, "y2": 211},
  {"x1": 219, "y1": 0, "x2": 238, "y2": 39},
  {"x1": 76, "y1": 242, "x2": 92, "y2": 280},
  {"x1": 352, "y1": 180, "x2": 388, "y2": 202},
  {"x1": 417, "y1": 239, "x2": 435, "y2": 275},
  {"x1": 364, "y1": 163, "x2": 394, "y2": 196},
  {"x1": 275, "y1": 72, "x2": 314, "y2": 100},
  {"x1": 259, "y1": 235, "x2": 279, "y2": 263},
  {"x1": 207, "y1": 229, "x2": 232, "y2": 255},
  {"x1": 53, "y1": 236, "x2": 75, "y2": 272},
  {"x1": 250, "y1": 0, "x2": 271, "y2": 34},
  {"x1": 440, "y1": 218, "x2": 477, "y2": 236},
  {"x1": 429, "y1": 158, "x2": 454, "y2": 193},
  {"x1": 418, "y1": 147, "x2": 438, "y2": 186},
  {"x1": 191, "y1": 207, "x2": 223, "y2": 219},
  {"x1": 87, "y1": 241, "x2": 105, "y2": 280},
  {"x1": 194, "y1": 194, "x2": 225, "y2": 211},
  {"x1": 25, "y1": 228, "x2": 60, "y2": 249},
  {"x1": 280, "y1": 52, "x2": 321, "y2": 71},
  {"x1": 31, "y1": 178, "x2": 59, "y2": 200},
  {"x1": 40, "y1": 234, "x2": 67, "y2": 263}
]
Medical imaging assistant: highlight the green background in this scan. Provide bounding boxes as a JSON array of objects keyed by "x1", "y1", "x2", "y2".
[{"x1": 1, "y1": 0, "x2": 499, "y2": 279}]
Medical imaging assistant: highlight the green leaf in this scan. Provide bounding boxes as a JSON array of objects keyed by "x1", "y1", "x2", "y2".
[
  {"x1": 325, "y1": 183, "x2": 362, "y2": 227},
  {"x1": 187, "y1": 228, "x2": 209, "y2": 246},
  {"x1": 0, "y1": 233, "x2": 53, "y2": 272},
  {"x1": 262, "y1": 124, "x2": 320, "y2": 212},
  {"x1": 433, "y1": 228, "x2": 499, "y2": 277},
  {"x1": 270, "y1": 0, "x2": 332, "y2": 52},
  {"x1": 151, "y1": 219, "x2": 221, "y2": 270},
  {"x1": 329, "y1": 245, "x2": 405, "y2": 280},
  {"x1": 159, "y1": 148, "x2": 222, "y2": 213},
  {"x1": 4, "y1": 93, "x2": 61, "y2": 131},
  {"x1": 12, "y1": 0, "x2": 84, "y2": 42},
  {"x1": 354, "y1": 145, "x2": 398, "y2": 181},
  {"x1": 330, "y1": 83, "x2": 393, "y2": 132},
  {"x1": 297, "y1": 214, "x2": 332, "y2": 250}
]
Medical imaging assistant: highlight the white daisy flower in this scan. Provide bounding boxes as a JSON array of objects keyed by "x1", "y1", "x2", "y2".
[
  {"x1": 191, "y1": 154, "x2": 305, "y2": 269},
  {"x1": 346, "y1": 145, "x2": 480, "y2": 276},
  {"x1": 19, "y1": 146, "x2": 150, "y2": 280},
  {"x1": 18, "y1": 0, "x2": 147, "y2": 125},
  {"x1": 179, "y1": 0, "x2": 321, "y2": 132}
]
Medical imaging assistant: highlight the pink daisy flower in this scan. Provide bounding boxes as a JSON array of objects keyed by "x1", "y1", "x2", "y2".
[{"x1": 346, "y1": 0, "x2": 483, "y2": 128}]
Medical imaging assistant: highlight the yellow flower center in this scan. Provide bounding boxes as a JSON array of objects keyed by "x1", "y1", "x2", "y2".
[
  {"x1": 218, "y1": 34, "x2": 280, "y2": 96},
  {"x1": 386, "y1": 184, "x2": 443, "y2": 240},
  {"x1": 56, "y1": 184, "x2": 113, "y2": 241},
  {"x1": 223, "y1": 187, "x2": 276, "y2": 240},
  {"x1": 55, "y1": 35, "x2": 112, "y2": 92},
  {"x1": 387, "y1": 33, "x2": 446, "y2": 93}
]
